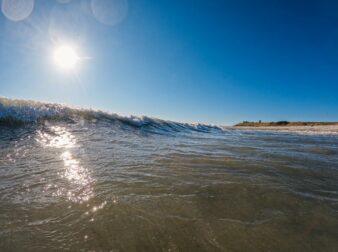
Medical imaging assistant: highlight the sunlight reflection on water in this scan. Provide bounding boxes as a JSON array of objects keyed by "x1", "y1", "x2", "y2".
[
  {"x1": 36, "y1": 126, "x2": 94, "y2": 203},
  {"x1": 1, "y1": 121, "x2": 338, "y2": 250},
  {"x1": 36, "y1": 126, "x2": 76, "y2": 148}
]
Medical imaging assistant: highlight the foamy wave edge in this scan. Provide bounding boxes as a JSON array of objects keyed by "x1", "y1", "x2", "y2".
[{"x1": 0, "y1": 97, "x2": 223, "y2": 133}]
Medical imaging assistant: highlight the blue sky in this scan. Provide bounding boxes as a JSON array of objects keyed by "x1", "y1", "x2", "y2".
[{"x1": 0, "y1": 0, "x2": 337, "y2": 125}]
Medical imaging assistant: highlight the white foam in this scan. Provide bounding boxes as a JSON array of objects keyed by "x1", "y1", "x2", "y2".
[{"x1": 0, "y1": 97, "x2": 223, "y2": 133}]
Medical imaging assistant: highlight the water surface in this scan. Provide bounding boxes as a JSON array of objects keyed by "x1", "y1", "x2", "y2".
[{"x1": 1, "y1": 99, "x2": 338, "y2": 251}]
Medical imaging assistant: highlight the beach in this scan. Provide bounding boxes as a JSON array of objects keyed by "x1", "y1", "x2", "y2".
[{"x1": 232, "y1": 125, "x2": 338, "y2": 135}]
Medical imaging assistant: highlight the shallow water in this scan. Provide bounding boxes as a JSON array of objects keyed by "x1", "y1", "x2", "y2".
[{"x1": 1, "y1": 100, "x2": 338, "y2": 251}]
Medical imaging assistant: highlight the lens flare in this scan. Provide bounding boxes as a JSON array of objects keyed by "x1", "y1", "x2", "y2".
[
  {"x1": 1, "y1": 0, "x2": 34, "y2": 22},
  {"x1": 91, "y1": 0, "x2": 128, "y2": 26}
]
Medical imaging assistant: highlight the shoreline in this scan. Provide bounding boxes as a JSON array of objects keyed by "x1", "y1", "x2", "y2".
[
  {"x1": 234, "y1": 121, "x2": 338, "y2": 127},
  {"x1": 230, "y1": 125, "x2": 338, "y2": 134}
]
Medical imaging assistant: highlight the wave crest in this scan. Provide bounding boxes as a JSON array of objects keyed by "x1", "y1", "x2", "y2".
[{"x1": 0, "y1": 97, "x2": 222, "y2": 133}]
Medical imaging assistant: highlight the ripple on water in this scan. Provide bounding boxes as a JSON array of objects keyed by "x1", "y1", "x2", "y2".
[{"x1": 0, "y1": 122, "x2": 338, "y2": 251}]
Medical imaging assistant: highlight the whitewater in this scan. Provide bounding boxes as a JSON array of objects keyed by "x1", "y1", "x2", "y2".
[{"x1": 1, "y1": 97, "x2": 338, "y2": 251}]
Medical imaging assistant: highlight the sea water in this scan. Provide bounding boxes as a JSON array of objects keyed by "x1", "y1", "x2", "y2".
[{"x1": 1, "y1": 98, "x2": 338, "y2": 251}]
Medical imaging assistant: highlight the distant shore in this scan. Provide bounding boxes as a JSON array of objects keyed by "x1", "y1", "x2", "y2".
[
  {"x1": 234, "y1": 121, "x2": 338, "y2": 127},
  {"x1": 231, "y1": 121, "x2": 338, "y2": 134}
]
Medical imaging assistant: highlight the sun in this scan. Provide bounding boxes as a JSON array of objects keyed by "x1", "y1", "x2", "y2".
[{"x1": 53, "y1": 45, "x2": 79, "y2": 70}]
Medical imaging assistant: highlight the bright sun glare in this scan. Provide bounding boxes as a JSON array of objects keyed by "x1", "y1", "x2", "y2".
[{"x1": 53, "y1": 45, "x2": 79, "y2": 70}]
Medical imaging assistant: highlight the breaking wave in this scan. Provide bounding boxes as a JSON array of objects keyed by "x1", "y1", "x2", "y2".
[{"x1": 0, "y1": 97, "x2": 223, "y2": 133}]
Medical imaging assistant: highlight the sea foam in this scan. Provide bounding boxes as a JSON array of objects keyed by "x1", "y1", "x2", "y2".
[{"x1": 0, "y1": 97, "x2": 223, "y2": 133}]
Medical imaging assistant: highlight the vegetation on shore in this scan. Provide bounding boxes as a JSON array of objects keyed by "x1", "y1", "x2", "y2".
[{"x1": 235, "y1": 121, "x2": 338, "y2": 127}]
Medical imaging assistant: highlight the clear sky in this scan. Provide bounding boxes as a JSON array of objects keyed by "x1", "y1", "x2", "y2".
[{"x1": 0, "y1": 0, "x2": 337, "y2": 125}]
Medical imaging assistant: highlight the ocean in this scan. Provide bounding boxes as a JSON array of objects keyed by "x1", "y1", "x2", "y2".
[{"x1": 1, "y1": 97, "x2": 338, "y2": 251}]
